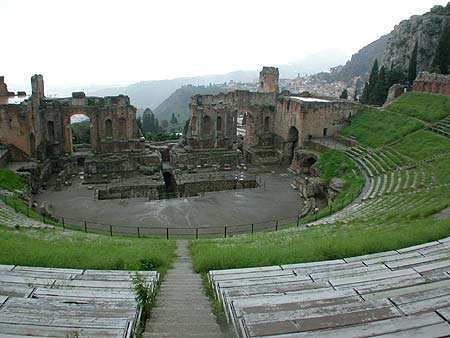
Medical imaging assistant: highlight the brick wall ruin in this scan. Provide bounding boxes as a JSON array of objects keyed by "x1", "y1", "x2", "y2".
[
  {"x1": 412, "y1": 72, "x2": 450, "y2": 96},
  {"x1": 257, "y1": 67, "x2": 279, "y2": 93},
  {"x1": 177, "y1": 67, "x2": 361, "y2": 166},
  {"x1": 0, "y1": 76, "x2": 14, "y2": 96},
  {"x1": 0, "y1": 75, "x2": 144, "y2": 161}
]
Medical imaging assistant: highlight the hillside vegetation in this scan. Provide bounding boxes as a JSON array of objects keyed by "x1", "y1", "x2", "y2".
[
  {"x1": 340, "y1": 107, "x2": 422, "y2": 148},
  {"x1": 0, "y1": 169, "x2": 26, "y2": 191},
  {"x1": 388, "y1": 92, "x2": 450, "y2": 122},
  {"x1": 341, "y1": 92, "x2": 450, "y2": 148},
  {"x1": 392, "y1": 129, "x2": 450, "y2": 161}
]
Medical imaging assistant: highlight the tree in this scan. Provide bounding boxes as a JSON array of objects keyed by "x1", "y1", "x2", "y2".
[
  {"x1": 353, "y1": 87, "x2": 358, "y2": 101},
  {"x1": 361, "y1": 59, "x2": 380, "y2": 104},
  {"x1": 360, "y1": 61, "x2": 407, "y2": 106},
  {"x1": 433, "y1": 24, "x2": 450, "y2": 75},
  {"x1": 136, "y1": 117, "x2": 143, "y2": 134},
  {"x1": 141, "y1": 108, "x2": 160, "y2": 134},
  {"x1": 373, "y1": 66, "x2": 388, "y2": 105},
  {"x1": 170, "y1": 113, "x2": 178, "y2": 124},
  {"x1": 408, "y1": 41, "x2": 418, "y2": 85},
  {"x1": 360, "y1": 82, "x2": 370, "y2": 104},
  {"x1": 339, "y1": 89, "x2": 349, "y2": 100}
]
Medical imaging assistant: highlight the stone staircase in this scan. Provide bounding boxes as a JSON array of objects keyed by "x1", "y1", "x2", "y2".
[{"x1": 144, "y1": 241, "x2": 223, "y2": 337}]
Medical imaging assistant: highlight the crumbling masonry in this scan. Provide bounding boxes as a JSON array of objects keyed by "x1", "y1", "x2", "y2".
[{"x1": 172, "y1": 67, "x2": 361, "y2": 168}]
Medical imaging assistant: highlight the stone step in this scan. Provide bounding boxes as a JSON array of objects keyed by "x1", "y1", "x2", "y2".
[{"x1": 144, "y1": 241, "x2": 223, "y2": 337}]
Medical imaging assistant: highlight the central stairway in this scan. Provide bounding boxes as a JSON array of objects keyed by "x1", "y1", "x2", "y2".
[{"x1": 144, "y1": 241, "x2": 223, "y2": 337}]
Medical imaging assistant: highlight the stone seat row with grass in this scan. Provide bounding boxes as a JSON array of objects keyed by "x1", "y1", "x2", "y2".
[
  {"x1": 0, "y1": 264, "x2": 159, "y2": 337},
  {"x1": 429, "y1": 115, "x2": 450, "y2": 137},
  {"x1": 209, "y1": 237, "x2": 450, "y2": 337}
]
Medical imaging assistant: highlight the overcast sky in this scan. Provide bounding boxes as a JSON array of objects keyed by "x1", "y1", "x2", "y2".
[{"x1": 1, "y1": 0, "x2": 448, "y2": 91}]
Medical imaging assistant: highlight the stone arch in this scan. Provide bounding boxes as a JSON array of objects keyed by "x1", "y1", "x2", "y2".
[
  {"x1": 47, "y1": 121, "x2": 55, "y2": 142},
  {"x1": 264, "y1": 116, "x2": 270, "y2": 131},
  {"x1": 118, "y1": 117, "x2": 127, "y2": 139},
  {"x1": 105, "y1": 118, "x2": 113, "y2": 138},
  {"x1": 216, "y1": 115, "x2": 222, "y2": 132},
  {"x1": 287, "y1": 126, "x2": 299, "y2": 162},
  {"x1": 201, "y1": 115, "x2": 212, "y2": 138},
  {"x1": 29, "y1": 132, "x2": 35, "y2": 157}
]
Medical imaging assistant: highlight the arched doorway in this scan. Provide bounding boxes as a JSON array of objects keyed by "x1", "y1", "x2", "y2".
[
  {"x1": 29, "y1": 132, "x2": 35, "y2": 157},
  {"x1": 264, "y1": 116, "x2": 270, "y2": 131},
  {"x1": 118, "y1": 117, "x2": 127, "y2": 139},
  {"x1": 287, "y1": 126, "x2": 299, "y2": 163},
  {"x1": 47, "y1": 121, "x2": 55, "y2": 142},
  {"x1": 105, "y1": 119, "x2": 113, "y2": 138},
  {"x1": 69, "y1": 114, "x2": 91, "y2": 155},
  {"x1": 201, "y1": 115, "x2": 212, "y2": 138}
]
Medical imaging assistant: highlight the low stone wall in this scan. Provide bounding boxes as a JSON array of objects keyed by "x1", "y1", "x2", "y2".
[
  {"x1": 413, "y1": 72, "x2": 450, "y2": 96},
  {"x1": 97, "y1": 178, "x2": 258, "y2": 200},
  {"x1": 170, "y1": 148, "x2": 240, "y2": 167}
]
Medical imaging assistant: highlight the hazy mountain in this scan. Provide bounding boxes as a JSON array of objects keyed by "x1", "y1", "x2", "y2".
[
  {"x1": 278, "y1": 50, "x2": 350, "y2": 78},
  {"x1": 89, "y1": 71, "x2": 256, "y2": 110},
  {"x1": 331, "y1": 34, "x2": 391, "y2": 82},
  {"x1": 88, "y1": 50, "x2": 348, "y2": 109},
  {"x1": 154, "y1": 84, "x2": 233, "y2": 122}
]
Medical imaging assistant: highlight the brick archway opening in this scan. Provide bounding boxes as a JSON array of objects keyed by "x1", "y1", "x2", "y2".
[{"x1": 287, "y1": 126, "x2": 299, "y2": 163}]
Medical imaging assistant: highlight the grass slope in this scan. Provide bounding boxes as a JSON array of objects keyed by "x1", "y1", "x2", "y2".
[
  {"x1": 387, "y1": 92, "x2": 450, "y2": 122},
  {"x1": 0, "y1": 227, "x2": 176, "y2": 273},
  {"x1": 340, "y1": 107, "x2": 422, "y2": 148},
  {"x1": 300, "y1": 150, "x2": 363, "y2": 223},
  {"x1": 0, "y1": 169, "x2": 26, "y2": 192},
  {"x1": 390, "y1": 130, "x2": 450, "y2": 161},
  {"x1": 190, "y1": 217, "x2": 450, "y2": 272}
]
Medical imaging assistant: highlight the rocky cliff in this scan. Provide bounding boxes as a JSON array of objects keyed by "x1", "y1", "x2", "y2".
[{"x1": 381, "y1": 4, "x2": 450, "y2": 73}]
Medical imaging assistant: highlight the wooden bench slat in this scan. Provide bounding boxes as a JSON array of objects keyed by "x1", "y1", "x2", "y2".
[{"x1": 260, "y1": 312, "x2": 445, "y2": 338}]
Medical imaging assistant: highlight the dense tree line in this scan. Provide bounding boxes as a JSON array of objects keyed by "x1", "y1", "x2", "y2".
[
  {"x1": 360, "y1": 21, "x2": 449, "y2": 106},
  {"x1": 140, "y1": 108, "x2": 160, "y2": 134},
  {"x1": 360, "y1": 60, "x2": 406, "y2": 106},
  {"x1": 431, "y1": 23, "x2": 450, "y2": 75}
]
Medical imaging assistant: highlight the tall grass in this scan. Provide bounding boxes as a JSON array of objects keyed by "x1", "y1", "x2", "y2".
[
  {"x1": 190, "y1": 218, "x2": 450, "y2": 273},
  {"x1": 0, "y1": 226, "x2": 176, "y2": 274}
]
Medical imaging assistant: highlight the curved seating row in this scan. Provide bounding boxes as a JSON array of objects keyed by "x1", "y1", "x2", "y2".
[
  {"x1": 0, "y1": 264, "x2": 159, "y2": 337},
  {"x1": 209, "y1": 238, "x2": 450, "y2": 337}
]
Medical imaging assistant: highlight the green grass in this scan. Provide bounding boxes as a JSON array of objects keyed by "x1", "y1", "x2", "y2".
[
  {"x1": 190, "y1": 217, "x2": 450, "y2": 273},
  {"x1": 0, "y1": 226, "x2": 176, "y2": 274},
  {"x1": 388, "y1": 92, "x2": 450, "y2": 122},
  {"x1": 341, "y1": 107, "x2": 423, "y2": 148},
  {"x1": 390, "y1": 130, "x2": 450, "y2": 161},
  {"x1": 314, "y1": 150, "x2": 357, "y2": 182},
  {"x1": 0, "y1": 169, "x2": 26, "y2": 192},
  {"x1": 300, "y1": 150, "x2": 364, "y2": 223}
]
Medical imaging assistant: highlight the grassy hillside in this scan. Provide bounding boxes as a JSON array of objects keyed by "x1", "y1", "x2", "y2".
[
  {"x1": 387, "y1": 92, "x2": 450, "y2": 122},
  {"x1": 341, "y1": 92, "x2": 450, "y2": 149},
  {"x1": 390, "y1": 129, "x2": 450, "y2": 161},
  {"x1": 0, "y1": 169, "x2": 26, "y2": 191},
  {"x1": 340, "y1": 107, "x2": 422, "y2": 148}
]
